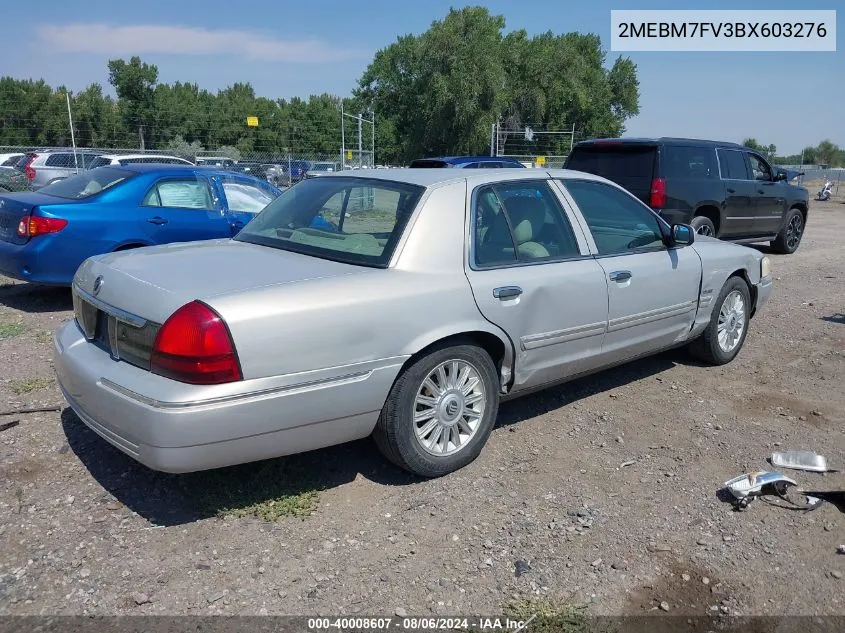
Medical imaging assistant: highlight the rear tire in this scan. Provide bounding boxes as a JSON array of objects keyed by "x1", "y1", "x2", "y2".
[
  {"x1": 373, "y1": 341, "x2": 500, "y2": 478},
  {"x1": 690, "y1": 216, "x2": 716, "y2": 237},
  {"x1": 771, "y1": 207, "x2": 804, "y2": 254},
  {"x1": 688, "y1": 277, "x2": 751, "y2": 365}
]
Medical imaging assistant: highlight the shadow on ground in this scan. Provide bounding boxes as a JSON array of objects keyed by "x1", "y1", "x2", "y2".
[
  {"x1": 821, "y1": 313, "x2": 845, "y2": 325},
  {"x1": 0, "y1": 282, "x2": 72, "y2": 314},
  {"x1": 63, "y1": 348, "x2": 693, "y2": 526}
]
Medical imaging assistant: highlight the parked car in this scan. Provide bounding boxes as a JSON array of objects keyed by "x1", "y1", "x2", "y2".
[
  {"x1": 87, "y1": 154, "x2": 194, "y2": 168},
  {"x1": 410, "y1": 156, "x2": 527, "y2": 168},
  {"x1": 0, "y1": 166, "x2": 30, "y2": 192},
  {"x1": 564, "y1": 138, "x2": 810, "y2": 254},
  {"x1": 264, "y1": 160, "x2": 311, "y2": 185},
  {"x1": 195, "y1": 156, "x2": 235, "y2": 168},
  {"x1": 305, "y1": 161, "x2": 341, "y2": 178},
  {"x1": 228, "y1": 161, "x2": 271, "y2": 181},
  {"x1": 54, "y1": 168, "x2": 772, "y2": 477},
  {"x1": 0, "y1": 152, "x2": 24, "y2": 167},
  {"x1": 14, "y1": 149, "x2": 104, "y2": 190},
  {"x1": 0, "y1": 164, "x2": 282, "y2": 285}
]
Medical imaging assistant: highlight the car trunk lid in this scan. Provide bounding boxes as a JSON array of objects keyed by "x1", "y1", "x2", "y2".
[
  {"x1": 565, "y1": 143, "x2": 658, "y2": 205},
  {"x1": 73, "y1": 238, "x2": 368, "y2": 325},
  {"x1": 0, "y1": 191, "x2": 64, "y2": 244}
]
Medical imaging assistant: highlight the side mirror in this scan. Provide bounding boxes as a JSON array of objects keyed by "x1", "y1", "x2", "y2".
[
  {"x1": 671, "y1": 223, "x2": 695, "y2": 246},
  {"x1": 774, "y1": 171, "x2": 787, "y2": 182}
]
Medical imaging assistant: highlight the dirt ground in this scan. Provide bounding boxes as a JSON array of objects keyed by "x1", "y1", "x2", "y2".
[{"x1": 1, "y1": 200, "x2": 844, "y2": 620}]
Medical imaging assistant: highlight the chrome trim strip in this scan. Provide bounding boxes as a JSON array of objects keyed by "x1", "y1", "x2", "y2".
[
  {"x1": 99, "y1": 370, "x2": 374, "y2": 410},
  {"x1": 520, "y1": 321, "x2": 606, "y2": 351},
  {"x1": 72, "y1": 283, "x2": 148, "y2": 328},
  {"x1": 725, "y1": 216, "x2": 782, "y2": 221},
  {"x1": 607, "y1": 300, "x2": 697, "y2": 333}
]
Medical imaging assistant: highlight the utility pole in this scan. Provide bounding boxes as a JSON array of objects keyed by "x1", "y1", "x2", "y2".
[
  {"x1": 340, "y1": 101, "x2": 346, "y2": 169},
  {"x1": 371, "y1": 109, "x2": 375, "y2": 167},
  {"x1": 358, "y1": 112, "x2": 363, "y2": 168},
  {"x1": 66, "y1": 91, "x2": 79, "y2": 174}
]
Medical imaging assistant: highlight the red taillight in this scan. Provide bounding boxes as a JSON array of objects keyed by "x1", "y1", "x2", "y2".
[
  {"x1": 150, "y1": 301, "x2": 242, "y2": 385},
  {"x1": 17, "y1": 215, "x2": 68, "y2": 237},
  {"x1": 649, "y1": 177, "x2": 666, "y2": 209},
  {"x1": 22, "y1": 153, "x2": 37, "y2": 181}
]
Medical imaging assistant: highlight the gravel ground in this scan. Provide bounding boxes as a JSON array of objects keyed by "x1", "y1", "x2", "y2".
[{"x1": 1, "y1": 199, "x2": 843, "y2": 619}]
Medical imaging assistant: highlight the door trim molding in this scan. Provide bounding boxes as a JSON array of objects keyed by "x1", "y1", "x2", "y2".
[
  {"x1": 607, "y1": 300, "x2": 697, "y2": 333},
  {"x1": 520, "y1": 321, "x2": 607, "y2": 351}
]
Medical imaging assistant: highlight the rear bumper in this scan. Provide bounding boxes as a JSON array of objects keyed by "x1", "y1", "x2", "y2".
[
  {"x1": 0, "y1": 239, "x2": 73, "y2": 285},
  {"x1": 658, "y1": 209, "x2": 692, "y2": 225},
  {"x1": 53, "y1": 320, "x2": 404, "y2": 473}
]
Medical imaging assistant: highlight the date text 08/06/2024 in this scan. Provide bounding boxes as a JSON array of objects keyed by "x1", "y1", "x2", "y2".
[{"x1": 307, "y1": 617, "x2": 529, "y2": 631}]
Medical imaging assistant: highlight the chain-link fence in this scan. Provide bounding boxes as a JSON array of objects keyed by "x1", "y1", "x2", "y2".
[{"x1": 491, "y1": 122, "x2": 578, "y2": 168}]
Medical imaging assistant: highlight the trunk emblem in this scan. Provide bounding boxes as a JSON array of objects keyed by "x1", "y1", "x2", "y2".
[{"x1": 93, "y1": 276, "x2": 104, "y2": 296}]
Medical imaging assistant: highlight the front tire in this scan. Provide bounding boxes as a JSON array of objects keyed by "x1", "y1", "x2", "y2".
[
  {"x1": 373, "y1": 341, "x2": 500, "y2": 478},
  {"x1": 771, "y1": 208, "x2": 804, "y2": 254},
  {"x1": 689, "y1": 277, "x2": 751, "y2": 365}
]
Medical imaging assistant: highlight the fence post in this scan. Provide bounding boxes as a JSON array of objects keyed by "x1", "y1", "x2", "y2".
[{"x1": 65, "y1": 91, "x2": 79, "y2": 174}]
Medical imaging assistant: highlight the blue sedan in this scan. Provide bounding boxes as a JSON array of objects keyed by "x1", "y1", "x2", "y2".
[{"x1": 0, "y1": 164, "x2": 283, "y2": 285}]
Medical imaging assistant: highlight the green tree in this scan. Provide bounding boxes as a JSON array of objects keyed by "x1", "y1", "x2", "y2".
[
  {"x1": 108, "y1": 56, "x2": 159, "y2": 149},
  {"x1": 815, "y1": 139, "x2": 840, "y2": 166},
  {"x1": 357, "y1": 6, "x2": 640, "y2": 163},
  {"x1": 358, "y1": 7, "x2": 508, "y2": 162},
  {"x1": 741, "y1": 138, "x2": 776, "y2": 160}
]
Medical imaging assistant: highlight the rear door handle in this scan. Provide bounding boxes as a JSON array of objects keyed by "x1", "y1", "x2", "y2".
[
  {"x1": 757, "y1": 190, "x2": 766, "y2": 195},
  {"x1": 147, "y1": 216, "x2": 168, "y2": 225},
  {"x1": 493, "y1": 286, "x2": 522, "y2": 300},
  {"x1": 726, "y1": 188, "x2": 736, "y2": 194},
  {"x1": 609, "y1": 270, "x2": 632, "y2": 282}
]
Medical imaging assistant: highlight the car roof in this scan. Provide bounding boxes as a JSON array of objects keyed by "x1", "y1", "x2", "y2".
[
  {"x1": 573, "y1": 137, "x2": 744, "y2": 149},
  {"x1": 98, "y1": 153, "x2": 188, "y2": 160},
  {"x1": 103, "y1": 163, "x2": 245, "y2": 176},
  {"x1": 36, "y1": 148, "x2": 102, "y2": 154},
  {"x1": 416, "y1": 156, "x2": 523, "y2": 165},
  {"x1": 317, "y1": 167, "x2": 609, "y2": 188}
]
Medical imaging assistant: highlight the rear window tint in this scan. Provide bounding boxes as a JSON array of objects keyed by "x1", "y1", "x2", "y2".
[
  {"x1": 87, "y1": 156, "x2": 112, "y2": 169},
  {"x1": 37, "y1": 167, "x2": 133, "y2": 199},
  {"x1": 410, "y1": 160, "x2": 449, "y2": 168},
  {"x1": 663, "y1": 146, "x2": 718, "y2": 179},
  {"x1": 45, "y1": 153, "x2": 73, "y2": 167},
  {"x1": 566, "y1": 146, "x2": 656, "y2": 181}
]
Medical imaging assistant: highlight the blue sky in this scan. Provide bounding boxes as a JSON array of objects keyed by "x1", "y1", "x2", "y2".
[{"x1": 1, "y1": 0, "x2": 841, "y2": 154}]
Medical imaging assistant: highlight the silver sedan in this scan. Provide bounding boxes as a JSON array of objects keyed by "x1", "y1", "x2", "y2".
[{"x1": 54, "y1": 168, "x2": 772, "y2": 477}]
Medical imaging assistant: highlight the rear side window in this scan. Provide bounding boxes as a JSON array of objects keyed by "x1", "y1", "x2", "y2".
[
  {"x1": 717, "y1": 149, "x2": 750, "y2": 180},
  {"x1": 87, "y1": 156, "x2": 112, "y2": 169},
  {"x1": 45, "y1": 153, "x2": 73, "y2": 168},
  {"x1": 473, "y1": 181, "x2": 581, "y2": 267},
  {"x1": 664, "y1": 146, "x2": 717, "y2": 179},
  {"x1": 1, "y1": 155, "x2": 22, "y2": 167},
  {"x1": 143, "y1": 178, "x2": 215, "y2": 210}
]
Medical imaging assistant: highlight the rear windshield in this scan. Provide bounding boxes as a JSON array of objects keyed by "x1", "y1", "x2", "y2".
[
  {"x1": 37, "y1": 167, "x2": 134, "y2": 199},
  {"x1": 410, "y1": 159, "x2": 449, "y2": 168},
  {"x1": 235, "y1": 176, "x2": 425, "y2": 267},
  {"x1": 566, "y1": 145, "x2": 657, "y2": 181}
]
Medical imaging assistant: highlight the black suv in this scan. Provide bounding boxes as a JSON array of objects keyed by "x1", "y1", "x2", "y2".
[{"x1": 565, "y1": 138, "x2": 810, "y2": 254}]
